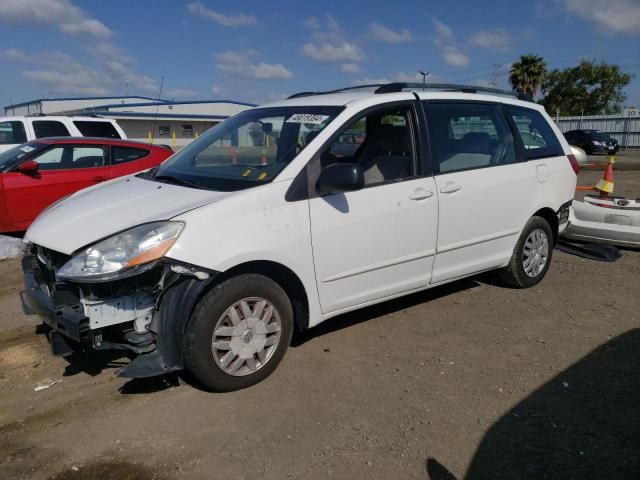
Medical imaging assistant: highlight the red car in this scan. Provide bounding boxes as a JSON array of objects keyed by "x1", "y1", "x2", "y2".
[{"x1": 0, "y1": 137, "x2": 173, "y2": 233}]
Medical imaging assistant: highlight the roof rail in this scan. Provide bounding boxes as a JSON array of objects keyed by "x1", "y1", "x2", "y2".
[
  {"x1": 286, "y1": 84, "x2": 389, "y2": 99},
  {"x1": 374, "y1": 82, "x2": 533, "y2": 101},
  {"x1": 286, "y1": 83, "x2": 533, "y2": 102}
]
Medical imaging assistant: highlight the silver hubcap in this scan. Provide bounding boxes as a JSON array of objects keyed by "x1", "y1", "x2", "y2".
[
  {"x1": 211, "y1": 297, "x2": 282, "y2": 376},
  {"x1": 523, "y1": 228, "x2": 549, "y2": 278}
]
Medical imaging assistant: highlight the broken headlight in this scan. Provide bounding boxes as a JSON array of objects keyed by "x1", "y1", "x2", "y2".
[{"x1": 56, "y1": 221, "x2": 184, "y2": 282}]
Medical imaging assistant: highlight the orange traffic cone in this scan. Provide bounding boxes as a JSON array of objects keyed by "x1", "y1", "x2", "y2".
[{"x1": 594, "y1": 155, "x2": 615, "y2": 198}]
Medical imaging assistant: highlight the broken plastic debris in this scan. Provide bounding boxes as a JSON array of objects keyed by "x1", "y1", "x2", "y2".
[
  {"x1": 34, "y1": 379, "x2": 63, "y2": 392},
  {"x1": 0, "y1": 235, "x2": 25, "y2": 260}
]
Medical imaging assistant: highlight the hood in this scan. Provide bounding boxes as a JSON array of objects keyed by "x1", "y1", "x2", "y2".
[{"x1": 25, "y1": 175, "x2": 231, "y2": 254}]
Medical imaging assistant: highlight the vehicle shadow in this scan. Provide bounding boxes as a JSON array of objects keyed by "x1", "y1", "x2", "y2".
[
  {"x1": 426, "y1": 328, "x2": 640, "y2": 480},
  {"x1": 292, "y1": 276, "x2": 485, "y2": 347}
]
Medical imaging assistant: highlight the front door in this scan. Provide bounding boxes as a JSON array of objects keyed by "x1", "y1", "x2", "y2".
[{"x1": 309, "y1": 103, "x2": 438, "y2": 314}]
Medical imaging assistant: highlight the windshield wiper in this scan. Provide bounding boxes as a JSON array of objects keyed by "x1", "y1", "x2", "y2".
[{"x1": 153, "y1": 174, "x2": 204, "y2": 189}]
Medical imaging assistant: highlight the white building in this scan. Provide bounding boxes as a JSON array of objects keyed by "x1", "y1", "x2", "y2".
[{"x1": 4, "y1": 96, "x2": 255, "y2": 148}]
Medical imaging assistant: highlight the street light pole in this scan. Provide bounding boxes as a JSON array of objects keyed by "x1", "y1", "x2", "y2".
[{"x1": 419, "y1": 70, "x2": 430, "y2": 90}]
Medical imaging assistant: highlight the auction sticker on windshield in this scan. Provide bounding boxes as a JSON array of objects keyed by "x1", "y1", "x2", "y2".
[{"x1": 286, "y1": 113, "x2": 330, "y2": 124}]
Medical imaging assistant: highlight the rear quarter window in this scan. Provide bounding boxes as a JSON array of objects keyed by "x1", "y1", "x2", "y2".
[
  {"x1": 112, "y1": 146, "x2": 149, "y2": 164},
  {"x1": 32, "y1": 120, "x2": 70, "y2": 138},
  {"x1": 73, "y1": 121, "x2": 121, "y2": 139},
  {"x1": 506, "y1": 107, "x2": 564, "y2": 159}
]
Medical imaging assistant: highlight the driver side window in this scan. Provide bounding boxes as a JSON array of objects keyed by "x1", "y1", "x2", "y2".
[{"x1": 320, "y1": 106, "x2": 416, "y2": 186}]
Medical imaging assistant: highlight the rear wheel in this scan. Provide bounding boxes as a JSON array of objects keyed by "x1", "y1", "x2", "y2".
[
  {"x1": 498, "y1": 216, "x2": 553, "y2": 288},
  {"x1": 184, "y1": 274, "x2": 293, "y2": 392}
]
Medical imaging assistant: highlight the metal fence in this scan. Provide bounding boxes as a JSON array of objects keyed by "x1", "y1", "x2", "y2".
[{"x1": 555, "y1": 111, "x2": 640, "y2": 148}]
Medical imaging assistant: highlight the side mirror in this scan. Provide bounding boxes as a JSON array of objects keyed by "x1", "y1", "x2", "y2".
[
  {"x1": 316, "y1": 163, "x2": 364, "y2": 195},
  {"x1": 18, "y1": 159, "x2": 39, "y2": 175}
]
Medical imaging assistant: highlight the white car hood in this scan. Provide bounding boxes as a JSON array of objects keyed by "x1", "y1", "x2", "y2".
[{"x1": 25, "y1": 175, "x2": 231, "y2": 254}]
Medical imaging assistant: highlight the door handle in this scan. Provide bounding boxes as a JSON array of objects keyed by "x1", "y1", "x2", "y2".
[
  {"x1": 439, "y1": 182, "x2": 462, "y2": 194},
  {"x1": 92, "y1": 176, "x2": 108, "y2": 183},
  {"x1": 409, "y1": 189, "x2": 434, "y2": 201}
]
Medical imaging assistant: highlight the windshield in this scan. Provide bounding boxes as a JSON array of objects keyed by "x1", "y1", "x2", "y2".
[
  {"x1": 0, "y1": 142, "x2": 45, "y2": 172},
  {"x1": 147, "y1": 106, "x2": 343, "y2": 191}
]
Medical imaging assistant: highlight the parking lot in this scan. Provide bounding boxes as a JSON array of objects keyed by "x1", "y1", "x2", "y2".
[{"x1": 0, "y1": 167, "x2": 637, "y2": 480}]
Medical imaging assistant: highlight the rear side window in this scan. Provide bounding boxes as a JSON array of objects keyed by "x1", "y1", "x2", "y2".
[
  {"x1": 506, "y1": 107, "x2": 563, "y2": 159},
  {"x1": 112, "y1": 146, "x2": 149, "y2": 164},
  {"x1": 0, "y1": 121, "x2": 27, "y2": 144},
  {"x1": 74, "y1": 121, "x2": 121, "y2": 139},
  {"x1": 32, "y1": 121, "x2": 70, "y2": 138},
  {"x1": 424, "y1": 102, "x2": 516, "y2": 174}
]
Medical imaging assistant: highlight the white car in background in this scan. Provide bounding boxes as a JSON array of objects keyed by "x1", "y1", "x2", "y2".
[
  {"x1": 0, "y1": 116, "x2": 126, "y2": 153},
  {"x1": 21, "y1": 83, "x2": 578, "y2": 392}
]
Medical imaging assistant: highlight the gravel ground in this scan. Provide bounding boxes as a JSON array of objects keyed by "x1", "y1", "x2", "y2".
[{"x1": 0, "y1": 172, "x2": 639, "y2": 480}]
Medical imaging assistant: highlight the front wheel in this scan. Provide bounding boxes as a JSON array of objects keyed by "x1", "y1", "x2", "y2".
[
  {"x1": 183, "y1": 274, "x2": 293, "y2": 392},
  {"x1": 498, "y1": 216, "x2": 554, "y2": 288}
]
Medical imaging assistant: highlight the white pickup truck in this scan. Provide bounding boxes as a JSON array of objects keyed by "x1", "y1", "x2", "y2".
[{"x1": 0, "y1": 116, "x2": 126, "y2": 153}]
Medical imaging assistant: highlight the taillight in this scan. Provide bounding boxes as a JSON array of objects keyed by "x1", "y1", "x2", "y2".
[{"x1": 567, "y1": 154, "x2": 580, "y2": 175}]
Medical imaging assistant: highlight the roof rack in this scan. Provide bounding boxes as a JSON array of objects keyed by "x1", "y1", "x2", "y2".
[
  {"x1": 374, "y1": 82, "x2": 532, "y2": 101},
  {"x1": 287, "y1": 84, "x2": 389, "y2": 99},
  {"x1": 287, "y1": 83, "x2": 533, "y2": 102}
]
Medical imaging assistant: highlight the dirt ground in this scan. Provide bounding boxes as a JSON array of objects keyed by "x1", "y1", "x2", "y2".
[{"x1": 1, "y1": 172, "x2": 639, "y2": 480}]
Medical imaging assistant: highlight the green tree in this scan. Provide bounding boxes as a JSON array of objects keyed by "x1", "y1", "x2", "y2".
[
  {"x1": 540, "y1": 60, "x2": 633, "y2": 116},
  {"x1": 509, "y1": 54, "x2": 547, "y2": 98}
]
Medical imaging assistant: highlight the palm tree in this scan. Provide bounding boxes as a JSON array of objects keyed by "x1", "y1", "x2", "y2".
[{"x1": 509, "y1": 55, "x2": 547, "y2": 98}]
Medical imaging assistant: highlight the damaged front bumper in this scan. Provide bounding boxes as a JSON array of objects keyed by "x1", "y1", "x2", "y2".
[{"x1": 20, "y1": 247, "x2": 218, "y2": 379}]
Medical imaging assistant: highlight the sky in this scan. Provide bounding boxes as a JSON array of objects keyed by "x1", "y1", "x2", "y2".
[{"x1": 0, "y1": 0, "x2": 638, "y2": 109}]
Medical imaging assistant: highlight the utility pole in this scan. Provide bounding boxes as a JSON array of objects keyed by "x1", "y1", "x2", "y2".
[
  {"x1": 490, "y1": 64, "x2": 499, "y2": 88},
  {"x1": 419, "y1": 71, "x2": 430, "y2": 90}
]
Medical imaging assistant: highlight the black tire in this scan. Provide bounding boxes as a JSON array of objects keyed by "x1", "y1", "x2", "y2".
[
  {"x1": 498, "y1": 216, "x2": 554, "y2": 289},
  {"x1": 183, "y1": 274, "x2": 294, "y2": 392}
]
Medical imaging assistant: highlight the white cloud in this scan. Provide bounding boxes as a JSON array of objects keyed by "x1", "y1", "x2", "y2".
[
  {"x1": 369, "y1": 22, "x2": 413, "y2": 43},
  {"x1": 442, "y1": 46, "x2": 469, "y2": 67},
  {"x1": 563, "y1": 0, "x2": 640, "y2": 36},
  {"x1": 469, "y1": 78, "x2": 493, "y2": 88},
  {"x1": 301, "y1": 42, "x2": 364, "y2": 62},
  {"x1": 22, "y1": 69, "x2": 112, "y2": 96},
  {"x1": 430, "y1": 17, "x2": 470, "y2": 68},
  {"x1": 302, "y1": 16, "x2": 321, "y2": 30},
  {"x1": 211, "y1": 85, "x2": 227, "y2": 96},
  {"x1": 165, "y1": 88, "x2": 198, "y2": 99},
  {"x1": 0, "y1": 0, "x2": 111, "y2": 38},
  {"x1": 1, "y1": 43, "x2": 164, "y2": 97},
  {"x1": 341, "y1": 63, "x2": 361, "y2": 73},
  {"x1": 432, "y1": 18, "x2": 453, "y2": 40},
  {"x1": 354, "y1": 72, "x2": 445, "y2": 85},
  {"x1": 470, "y1": 29, "x2": 513, "y2": 50},
  {"x1": 264, "y1": 93, "x2": 288, "y2": 103},
  {"x1": 301, "y1": 13, "x2": 365, "y2": 65},
  {"x1": 215, "y1": 50, "x2": 293, "y2": 79},
  {"x1": 353, "y1": 77, "x2": 392, "y2": 85},
  {"x1": 186, "y1": 1, "x2": 256, "y2": 27}
]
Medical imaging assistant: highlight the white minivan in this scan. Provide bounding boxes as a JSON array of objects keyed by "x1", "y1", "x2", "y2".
[
  {"x1": 21, "y1": 84, "x2": 579, "y2": 391},
  {"x1": 0, "y1": 116, "x2": 126, "y2": 153}
]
